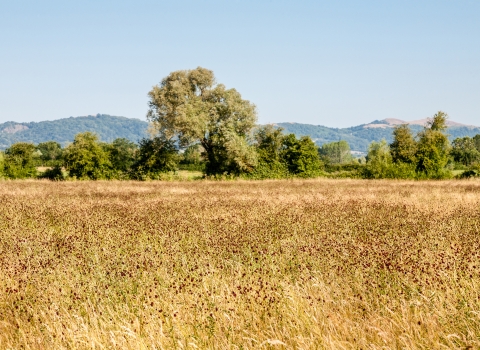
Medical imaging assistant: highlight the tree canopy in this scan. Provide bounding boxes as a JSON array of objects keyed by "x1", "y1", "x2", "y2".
[
  {"x1": 451, "y1": 137, "x2": 480, "y2": 166},
  {"x1": 3, "y1": 142, "x2": 38, "y2": 179},
  {"x1": 318, "y1": 140, "x2": 353, "y2": 164},
  {"x1": 63, "y1": 132, "x2": 112, "y2": 180},
  {"x1": 390, "y1": 124, "x2": 417, "y2": 164},
  {"x1": 415, "y1": 111, "x2": 450, "y2": 177},
  {"x1": 147, "y1": 67, "x2": 258, "y2": 175}
]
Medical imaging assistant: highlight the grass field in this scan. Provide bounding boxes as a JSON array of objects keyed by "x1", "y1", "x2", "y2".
[{"x1": 1, "y1": 179, "x2": 479, "y2": 349}]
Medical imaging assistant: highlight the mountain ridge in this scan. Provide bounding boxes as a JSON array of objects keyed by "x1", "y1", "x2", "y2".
[{"x1": 1, "y1": 114, "x2": 479, "y2": 152}]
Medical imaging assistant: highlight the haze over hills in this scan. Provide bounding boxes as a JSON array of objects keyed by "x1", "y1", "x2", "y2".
[
  {"x1": 277, "y1": 118, "x2": 480, "y2": 153},
  {"x1": 1, "y1": 114, "x2": 479, "y2": 152},
  {"x1": 0, "y1": 114, "x2": 148, "y2": 150}
]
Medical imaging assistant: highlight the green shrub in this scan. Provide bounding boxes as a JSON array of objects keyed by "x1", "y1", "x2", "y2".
[
  {"x1": 63, "y1": 132, "x2": 113, "y2": 180},
  {"x1": 3, "y1": 143, "x2": 38, "y2": 179},
  {"x1": 38, "y1": 166, "x2": 65, "y2": 181},
  {"x1": 130, "y1": 137, "x2": 179, "y2": 180}
]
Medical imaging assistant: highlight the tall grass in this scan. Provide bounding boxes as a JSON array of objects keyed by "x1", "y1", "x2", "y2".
[{"x1": 0, "y1": 179, "x2": 479, "y2": 349}]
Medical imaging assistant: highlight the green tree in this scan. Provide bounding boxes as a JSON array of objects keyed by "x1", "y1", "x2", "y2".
[
  {"x1": 255, "y1": 125, "x2": 285, "y2": 161},
  {"x1": 415, "y1": 111, "x2": 451, "y2": 177},
  {"x1": 318, "y1": 140, "x2": 353, "y2": 164},
  {"x1": 179, "y1": 144, "x2": 205, "y2": 171},
  {"x1": 147, "y1": 67, "x2": 257, "y2": 175},
  {"x1": 0, "y1": 152, "x2": 5, "y2": 178},
  {"x1": 3, "y1": 142, "x2": 38, "y2": 179},
  {"x1": 390, "y1": 124, "x2": 417, "y2": 164},
  {"x1": 37, "y1": 141, "x2": 63, "y2": 166},
  {"x1": 180, "y1": 144, "x2": 204, "y2": 165},
  {"x1": 281, "y1": 134, "x2": 323, "y2": 177},
  {"x1": 131, "y1": 137, "x2": 179, "y2": 179},
  {"x1": 451, "y1": 137, "x2": 480, "y2": 166},
  {"x1": 250, "y1": 125, "x2": 289, "y2": 178},
  {"x1": 364, "y1": 139, "x2": 393, "y2": 179},
  {"x1": 108, "y1": 138, "x2": 138, "y2": 172},
  {"x1": 473, "y1": 134, "x2": 480, "y2": 152},
  {"x1": 63, "y1": 132, "x2": 112, "y2": 180}
]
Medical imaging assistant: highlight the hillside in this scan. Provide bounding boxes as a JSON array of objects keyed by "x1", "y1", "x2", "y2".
[
  {"x1": 1, "y1": 114, "x2": 479, "y2": 152},
  {"x1": 0, "y1": 114, "x2": 148, "y2": 149},
  {"x1": 277, "y1": 118, "x2": 480, "y2": 152}
]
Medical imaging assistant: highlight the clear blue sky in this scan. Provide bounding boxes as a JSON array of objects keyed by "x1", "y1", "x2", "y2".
[{"x1": 1, "y1": 0, "x2": 479, "y2": 127}]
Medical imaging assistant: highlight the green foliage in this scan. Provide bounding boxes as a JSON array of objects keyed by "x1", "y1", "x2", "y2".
[
  {"x1": 38, "y1": 166, "x2": 65, "y2": 181},
  {"x1": 2, "y1": 114, "x2": 480, "y2": 154},
  {"x1": 363, "y1": 112, "x2": 452, "y2": 179},
  {"x1": 0, "y1": 114, "x2": 148, "y2": 150},
  {"x1": 457, "y1": 169, "x2": 478, "y2": 179},
  {"x1": 323, "y1": 162, "x2": 366, "y2": 179},
  {"x1": 471, "y1": 136, "x2": 480, "y2": 151},
  {"x1": 390, "y1": 124, "x2": 417, "y2": 164},
  {"x1": 275, "y1": 122, "x2": 480, "y2": 153},
  {"x1": 0, "y1": 152, "x2": 4, "y2": 178},
  {"x1": 281, "y1": 134, "x2": 323, "y2": 177},
  {"x1": 415, "y1": 112, "x2": 451, "y2": 178},
  {"x1": 131, "y1": 137, "x2": 179, "y2": 179},
  {"x1": 37, "y1": 141, "x2": 63, "y2": 166},
  {"x1": 63, "y1": 132, "x2": 112, "y2": 180},
  {"x1": 451, "y1": 137, "x2": 480, "y2": 166},
  {"x1": 3, "y1": 142, "x2": 38, "y2": 179},
  {"x1": 254, "y1": 125, "x2": 285, "y2": 161},
  {"x1": 181, "y1": 144, "x2": 203, "y2": 165},
  {"x1": 107, "y1": 138, "x2": 138, "y2": 172},
  {"x1": 204, "y1": 130, "x2": 258, "y2": 175},
  {"x1": 364, "y1": 140, "x2": 394, "y2": 179},
  {"x1": 147, "y1": 67, "x2": 257, "y2": 175},
  {"x1": 248, "y1": 125, "x2": 289, "y2": 179},
  {"x1": 363, "y1": 139, "x2": 416, "y2": 179},
  {"x1": 248, "y1": 127, "x2": 323, "y2": 179},
  {"x1": 318, "y1": 140, "x2": 353, "y2": 164},
  {"x1": 179, "y1": 144, "x2": 206, "y2": 171}
]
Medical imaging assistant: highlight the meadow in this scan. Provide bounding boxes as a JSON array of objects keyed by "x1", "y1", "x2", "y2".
[{"x1": 0, "y1": 179, "x2": 479, "y2": 349}]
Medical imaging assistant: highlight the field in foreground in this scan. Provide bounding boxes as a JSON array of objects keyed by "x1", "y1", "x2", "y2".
[{"x1": 0, "y1": 180, "x2": 479, "y2": 349}]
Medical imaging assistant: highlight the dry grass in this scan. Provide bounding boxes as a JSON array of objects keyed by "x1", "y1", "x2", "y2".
[{"x1": 0, "y1": 179, "x2": 479, "y2": 349}]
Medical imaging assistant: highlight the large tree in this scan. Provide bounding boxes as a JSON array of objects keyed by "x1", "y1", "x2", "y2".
[{"x1": 147, "y1": 67, "x2": 257, "y2": 175}]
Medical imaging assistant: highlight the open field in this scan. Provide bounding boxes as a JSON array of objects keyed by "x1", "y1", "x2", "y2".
[{"x1": 1, "y1": 180, "x2": 480, "y2": 349}]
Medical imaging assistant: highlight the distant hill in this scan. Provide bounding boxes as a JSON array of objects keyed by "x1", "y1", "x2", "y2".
[
  {"x1": 1, "y1": 114, "x2": 479, "y2": 152},
  {"x1": 0, "y1": 114, "x2": 148, "y2": 150},
  {"x1": 277, "y1": 118, "x2": 480, "y2": 152}
]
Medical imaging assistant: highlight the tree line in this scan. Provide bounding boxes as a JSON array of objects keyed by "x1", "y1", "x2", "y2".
[
  {"x1": 0, "y1": 128, "x2": 323, "y2": 180},
  {"x1": 1, "y1": 67, "x2": 479, "y2": 180}
]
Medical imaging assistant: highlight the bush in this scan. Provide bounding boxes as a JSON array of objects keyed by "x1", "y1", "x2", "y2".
[
  {"x1": 3, "y1": 143, "x2": 38, "y2": 179},
  {"x1": 177, "y1": 163, "x2": 206, "y2": 172},
  {"x1": 245, "y1": 157, "x2": 290, "y2": 180},
  {"x1": 281, "y1": 134, "x2": 323, "y2": 178},
  {"x1": 324, "y1": 162, "x2": 364, "y2": 173},
  {"x1": 38, "y1": 166, "x2": 65, "y2": 181},
  {"x1": 130, "y1": 137, "x2": 179, "y2": 180},
  {"x1": 63, "y1": 132, "x2": 113, "y2": 180},
  {"x1": 0, "y1": 152, "x2": 4, "y2": 179}
]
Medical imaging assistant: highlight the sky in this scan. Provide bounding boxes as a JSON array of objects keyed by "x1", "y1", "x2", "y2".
[{"x1": 0, "y1": 0, "x2": 479, "y2": 128}]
